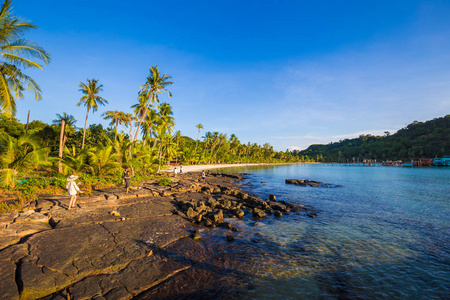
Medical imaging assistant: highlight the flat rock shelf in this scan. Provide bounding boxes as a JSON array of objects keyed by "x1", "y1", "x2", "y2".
[{"x1": 0, "y1": 172, "x2": 309, "y2": 300}]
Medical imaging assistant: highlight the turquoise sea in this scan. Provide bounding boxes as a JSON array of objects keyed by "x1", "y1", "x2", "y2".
[{"x1": 209, "y1": 164, "x2": 450, "y2": 299}]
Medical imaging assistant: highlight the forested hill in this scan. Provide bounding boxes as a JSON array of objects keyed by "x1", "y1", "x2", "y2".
[{"x1": 292, "y1": 115, "x2": 450, "y2": 162}]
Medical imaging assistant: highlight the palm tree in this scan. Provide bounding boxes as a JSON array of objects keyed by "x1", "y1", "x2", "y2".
[
  {"x1": 141, "y1": 108, "x2": 157, "y2": 146},
  {"x1": 0, "y1": 0, "x2": 50, "y2": 117},
  {"x1": 61, "y1": 145, "x2": 88, "y2": 176},
  {"x1": 195, "y1": 123, "x2": 203, "y2": 151},
  {"x1": 102, "y1": 110, "x2": 121, "y2": 140},
  {"x1": 77, "y1": 79, "x2": 107, "y2": 149},
  {"x1": 87, "y1": 145, "x2": 120, "y2": 176},
  {"x1": 53, "y1": 113, "x2": 77, "y2": 150},
  {"x1": 0, "y1": 134, "x2": 45, "y2": 187},
  {"x1": 134, "y1": 65, "x2": 173, "y2": 142},
  {"x1": 118, "y1": 112, "x2": 135, "y2": 138}
]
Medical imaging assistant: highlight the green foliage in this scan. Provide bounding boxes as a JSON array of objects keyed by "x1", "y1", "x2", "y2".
[
  {"x1": 16, "y1": 183, "x2": 38, "y2": 202},
  {"x1": 87, "y1": 145, "x2": 120, "y2": 176},
  {"x1": 0, "y1": 134, "x2": 46, "y2": 187},
  {"x1": 158, "y1": 178, "x2": 171, "y2": 186},
  {"x1": 0, "y1": 200, "x2": 22, "y2": 213},
  {"x1": 0, "y1": 116, "x2": 25, "y2": 138},
  {"x1": 294, "y1": 115, "x2": 450, "y2": 162},
  {"x1": 0, "y1": 0, "x2": 51, "y2": 117},
  {"x1": 28, "y1": 120, "x2": 47, "y2": 131}
]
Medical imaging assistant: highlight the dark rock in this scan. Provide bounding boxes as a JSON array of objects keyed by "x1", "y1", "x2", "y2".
[
  {"x1": 186, "y1": 207, "x2": 198, "y2": 218},
  {"x1": 265, "y1": 207, "x2": 274, "y2": 215},
  {"x1": 285, "y1": 179, "x2": 341, "y2": 188},
  {"x1": 274, "y1": 210, "x2": 282, "y2": 218},
  {"x1": 226, "y1": 234, "x2": 234, "y2": 241},
  {"x1": 192, "y1": 233, "x2": 202, "y2": 241},
  {"x1": 252, "y1": 208, "x2": 267, "y2": 219},
  {"x1": 222, "y1": 222, "x2": 232, "y2": 229},
  {"x1": 269, "y1": 194, "x2": 276, "y2": 201},
  {"x1": 204, "y1": 219, "x2": 213, "y2": 227},
  {"x1": 307, "y1": 212, "x2": 317, "y2": 218}
]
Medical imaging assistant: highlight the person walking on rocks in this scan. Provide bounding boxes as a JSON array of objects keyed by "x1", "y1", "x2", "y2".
[
  {"x1": 201, "y1": 171, "x2": 206, "y2": 182},
  {"x1": 66, "y1": 175, "x2": 81, "y2": 210},
  {"x1": 123, "y1": 167, "x2": 131, "y2": 194},
  {"x1": 174, "y1": 167, "x2": 178, "y2": 177},
  {"x1": 180, "y1": 164, "x2": 184, "y2": 174}
]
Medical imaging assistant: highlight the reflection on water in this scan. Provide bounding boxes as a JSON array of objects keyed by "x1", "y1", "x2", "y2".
[{"x1": 208, "y1": 165, "x2": 450, "y2": 299}]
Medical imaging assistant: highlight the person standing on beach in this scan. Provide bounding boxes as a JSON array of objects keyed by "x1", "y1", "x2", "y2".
[
  {"x1": 201, "y1": 171, "x2": 206, "y2": 182},
  {"x1": 123, "y1": 167, "x2": 131, "y2": 194},
  {"x1": 174, "y1": 167, "x2": 178, "y2": 177},
  {"x1": 180, "y1": 164, "x2": 184, "y2": 174},
  {"x1": 66, "y1": 175, "x2": 81, "y2": 210}
]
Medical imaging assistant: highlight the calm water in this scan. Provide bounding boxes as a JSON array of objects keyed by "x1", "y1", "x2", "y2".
[{"x1": 210, "y1": 164, "x2": 450, "y2": 299}]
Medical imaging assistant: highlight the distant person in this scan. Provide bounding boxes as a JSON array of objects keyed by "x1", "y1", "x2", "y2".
[
  {"x1": 66, "y1": 175, "x2": 81, "y2": 210},
  {"x1": 123, "y1": 167, "x2": 131, "y2": 194},
  {"x1": 180, "y1": 164, "x2": 184, "y2": 174},
  {"x1": 174, "y1": 167, "x2": 178, "y2": 177},
  {"x1": 201, "y1": 171, "x2": 206, "y2": 182}
]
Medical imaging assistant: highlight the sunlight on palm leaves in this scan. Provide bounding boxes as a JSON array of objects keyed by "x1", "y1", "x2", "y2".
[
  {"x1": 0, "y1": 134, "x2": 45, "y2": 187},
  {"x1": 0, "y1": 0, "x2": 50, "y2": 117},
  {"x1": 61, "y1": 145, "x2": 88, "y2": 176},
  {"x1": 77, "y1": 78, "x2": 108, "y2": 149},
  {"x1": 87, "y1": 145, "x2": 120, "y2": 176}
]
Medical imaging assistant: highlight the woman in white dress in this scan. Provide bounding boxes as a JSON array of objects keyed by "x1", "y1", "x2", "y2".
[{"x1": 66, "y1": 175, "x2": 81, "y2": 210}]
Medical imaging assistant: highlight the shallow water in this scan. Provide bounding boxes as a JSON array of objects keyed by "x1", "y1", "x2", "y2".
[{"x1": 208, "y1": 165, "x2": 450, "y2": 299}]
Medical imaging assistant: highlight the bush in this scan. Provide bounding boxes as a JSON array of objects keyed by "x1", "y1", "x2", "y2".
[
  {"x1": 16, "y1": 184, "x2": 38, "y2": 202},
  {"x1": 0, "y1": 200, "x2": 23, "y2": 213},
  {"x1": 158, "y1": 178, "x2": 172, "y2": 186}
]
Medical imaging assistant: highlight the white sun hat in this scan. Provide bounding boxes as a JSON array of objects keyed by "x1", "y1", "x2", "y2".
[{"x1": 67, "y1": 175, "x2": 79, "y2": 181}]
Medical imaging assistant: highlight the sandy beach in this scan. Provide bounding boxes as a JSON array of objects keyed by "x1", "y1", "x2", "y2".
[{"x1": 163, "y1": 163, "x2": 291, "y2": 173}]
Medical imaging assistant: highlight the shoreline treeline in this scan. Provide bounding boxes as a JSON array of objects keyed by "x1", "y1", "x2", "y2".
[{"x1": 293, "y1": 115, "x2": 450, "y2": 163}]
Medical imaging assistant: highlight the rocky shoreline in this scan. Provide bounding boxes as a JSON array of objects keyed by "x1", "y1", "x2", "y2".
[{"x1": 0, "y1": 172, "x2": 308, "y2": 300}]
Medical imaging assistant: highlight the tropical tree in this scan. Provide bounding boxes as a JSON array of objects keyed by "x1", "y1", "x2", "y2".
[
  {"x1": 118, "y1": 112, "x2": 135, "y2": 138},
  {"x1": 102, "y1": 110, "x2": 121, "y2": 140},
  {"x1": 132, "y1": 93, "x2": 156, "y2": 145},
  {"x1": 87, "y1": 145, "x2": 120, "y2": 176},
  {"x1": 195, "y1": 123, "x2": 203, "y2": 151},
  {"x1": 0, "y1": 134, "x2": 45, "y2": 187},
  {"x1": 77, "y1": 79, "x2": 107, "y2": 149},
  {"x1": 0, "y1": 0, "x2": 50, "y2": 117},
  {"x1": 134, "y1": 65, "x2": 173, "y2": 142},
  {"x1": 53, "y1": 112, "x2": 76, "y2": 150},
  {"x1": 141, "y1": 108, "x2": 157, "y2": 146},
  {"x1": 61, "y1": 145, "x2": 87, "y2": 176},
  {"x1": 113, "y1": 133, "x2": 133, "y2": 166}
]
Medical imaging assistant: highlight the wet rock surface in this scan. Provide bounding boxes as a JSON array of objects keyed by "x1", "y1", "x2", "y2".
[
  {"x1": 0, "y1": 172, "x2": 308, "y2": 299},
  {"x1": 285, "y1": 179, "x2": 341, "y2": 188}
]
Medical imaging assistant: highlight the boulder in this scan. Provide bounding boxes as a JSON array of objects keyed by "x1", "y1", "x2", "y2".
[
  {"x1": 186, "y1": 207, "x2": 198, "y2": 218},
  {"x1": 252, "y1": 208, "x2": 267, "y2": 219}
]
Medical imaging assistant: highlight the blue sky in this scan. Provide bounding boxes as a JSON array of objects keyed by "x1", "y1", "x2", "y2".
[{"x1": 12, "y1": 0, "x2": 450, "y2": 150}]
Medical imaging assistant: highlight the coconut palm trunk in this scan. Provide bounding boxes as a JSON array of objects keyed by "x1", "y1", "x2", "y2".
[
  {"x1": 114, "y1": 119, "x2": 119, "y2": 141},
  {"x1": 58, "y1": 120, "x2": 65, "y2": 173},
  {"x1": 82, "y1": 107, "x2": 89, "y2": 149},
  {"x1": 133, "y1": 104, "x2": 148, "y2": 142}
]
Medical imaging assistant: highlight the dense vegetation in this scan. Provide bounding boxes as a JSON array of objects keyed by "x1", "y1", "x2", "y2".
[
  {"x1": 0, "y1": 0, "x2": 302, "y2": 211},
  {"x1": 293, "y1": 115, "x2": 450, "y2": 162}
]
